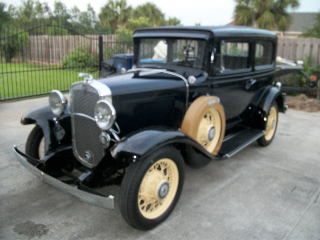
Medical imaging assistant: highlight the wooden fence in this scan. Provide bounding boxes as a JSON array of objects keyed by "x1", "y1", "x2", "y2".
[
  {"x1": 14, "y1": 35, "x2": 320, "y2": 66},
  {"x1": 277, "y1": 38, "x2": 320, "y2": 65},
  {"x1": 21, "y1": 34, "x2": 124, "y2": 65}
]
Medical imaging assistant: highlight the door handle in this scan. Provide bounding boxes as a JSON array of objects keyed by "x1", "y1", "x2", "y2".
[
  {"x1": 250, "y1": 79, "x2": 256, "y2": 85},
  {"x1": 245, "y1": 79, "x2": 256, "y2": 90}
]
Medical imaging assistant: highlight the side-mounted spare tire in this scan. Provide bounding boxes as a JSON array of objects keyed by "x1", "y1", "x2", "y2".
[{"x1": 181, "y1": 96, "x2": 226, "y2": 168}]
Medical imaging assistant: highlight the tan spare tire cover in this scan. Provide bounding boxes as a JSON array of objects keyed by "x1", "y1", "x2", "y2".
[{"x1": 181, "y1": 96, "x2": 226, "y2": 156}]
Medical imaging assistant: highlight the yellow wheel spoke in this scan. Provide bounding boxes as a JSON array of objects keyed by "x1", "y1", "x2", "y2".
[
  {"x1": 139, "y1": 192, "x2": 155, "y2": 199},
  {"x1": 139, "y1": 199, "x2": 160, "y2": 208},
  {"x1": 138, "y1": 158, "x2": 179, "y2": 219},
  {"x1": 196, "y1": 109, "x2": 222, "y2": 153}
]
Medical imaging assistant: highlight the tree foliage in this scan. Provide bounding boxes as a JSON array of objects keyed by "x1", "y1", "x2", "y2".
[
  {"x1": 99, "y1": 0, "x2": 132, "y2": 33},
  {"x1": 132, "y1": 2, "x2": 166, "y2": 27},
  {"x1": 99, "y1": 0, "x2": 181, "y2": 33},
  {"x1": 3, "y1": 0, "x2": 101, "y2": 35},
  {"x1": 301, "y1": 12, "x2": 320, "y2": 38},
  {"x1": 8, "y1": 0, "x2": 51, "y2": 28},
  {"x1": 69, "y1": 4, "x2": 99, "y2": 34},
  {"x1": 234, "y1": 0, "x2": 300, "y2": 31},
  {"x1": 0, "y1": 28, "x2": 29, "y2": 63},
  {"x1": 0, "y1": 3, "x2": 29, "y2": 63},
  {"x1": 167, "y1": 17, "x2": 181, "y2": 26},
  {"x1": 0, "y1": 3, "x2": 11, "y2": 32},
  {"x1": 1, "y1": 0, "x2": 181, "y2": 36}
]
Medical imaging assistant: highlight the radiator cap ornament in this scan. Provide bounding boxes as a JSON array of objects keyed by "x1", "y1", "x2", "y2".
[{"x1": 79, "y1": 73, "x2": 94, "y2": 83}]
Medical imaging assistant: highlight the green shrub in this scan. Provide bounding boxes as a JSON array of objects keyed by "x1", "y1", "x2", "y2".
[
  {"x1": 278, "y1": 55, "x2": 320, "y2": 87},
  {"x1": 278, "y1": 73, "x2": 305, "y2": 87},
  {"x1": 61, "y1": 46, "x2": 98, "y2": 73},
  {"x1": 302, "y1": 55, "x2": 320, "y2": 83}
]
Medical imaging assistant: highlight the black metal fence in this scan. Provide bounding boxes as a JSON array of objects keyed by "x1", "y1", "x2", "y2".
[{"x1": 0, "y1": 24, "x2": 133, "y2": 101}]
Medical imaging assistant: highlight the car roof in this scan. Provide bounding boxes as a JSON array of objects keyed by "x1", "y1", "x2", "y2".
[{"x1": 134, "y1": 26, "x2": 277, "y2": 40}]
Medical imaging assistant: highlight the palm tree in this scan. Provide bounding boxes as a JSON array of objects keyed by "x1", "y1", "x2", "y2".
[
  {"x1": 132, "y1": 2, "x2": 166, "y2": 27},
  {"x1": 234, "y1": 0, "x2": 300, "y2": 32},
  {"x1": 99, "y1": 0, "x2": 132, "y2": 32}
]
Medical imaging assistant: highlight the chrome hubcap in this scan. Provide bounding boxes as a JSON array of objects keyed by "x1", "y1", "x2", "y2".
[
  {"x1": 207, "y1": 126, "x2": 215, "y2": 142},
  {"x1": 157, "y1": 181, "x2": 170, "y2": 200}
]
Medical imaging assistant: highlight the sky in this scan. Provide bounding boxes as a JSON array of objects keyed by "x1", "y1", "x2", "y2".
[{"x1": 3, "y1": 0, "x2": 320, "y2": 26}]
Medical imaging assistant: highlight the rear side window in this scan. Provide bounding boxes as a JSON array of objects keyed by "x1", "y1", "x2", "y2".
[
  {"x1": 217, "y1": 41, "x2": 250, "y2": 72},
  {"x1": 255, "y1": 41, "x2": 273, "y2": 67}
]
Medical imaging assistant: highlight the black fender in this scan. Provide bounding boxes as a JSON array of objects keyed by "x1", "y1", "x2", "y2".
[
  {"x1": 247, "y1": 86, "x2": 285, "y2": 130},
  {"x1": 257, "y1": 86, "x2": 285, "y2": 114},
  {"x1": 111, "y1": 130, "x2": 215, "y2": 166},
  {"x1": 21, "y1": 104, "x2": 71, "y2": 152}
]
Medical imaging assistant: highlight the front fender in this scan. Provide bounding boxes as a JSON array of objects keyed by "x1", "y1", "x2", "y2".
[
  {"x1": 21, "y1": 104, "x2": 71, "y2": 152},
  {"x1": 111, "y1": 130, "x2": 215, "y2": 165}
]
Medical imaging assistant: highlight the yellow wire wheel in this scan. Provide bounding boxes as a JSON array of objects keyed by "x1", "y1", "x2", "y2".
[
  {"x1": 119, "y1": 146, "x2": 184, "y2": 230},
  {"x1": 257, "y1": 102, "x2": 279, "y2": 146},
  {"x1": 265, "y1": 106, "x2": 278, "y2": 141},
  {"x1": 181, "y1": 96, "x2": 226, "y2": 155},
  {"x1": 138, "y1": 158, "x2": 179, "y2": 219}
]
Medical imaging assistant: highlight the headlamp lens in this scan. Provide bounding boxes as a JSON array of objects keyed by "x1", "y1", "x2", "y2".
[
  {"x1": 49, "y1": 90, "x2": 67, "y2": 116},
  {"x1": 94, "y1": 100, "x2": 116, "y2": 130}
]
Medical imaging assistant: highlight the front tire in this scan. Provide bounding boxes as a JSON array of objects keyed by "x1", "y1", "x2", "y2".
[
  {"x1": 257, "y1": 102, "x2": 278, "y2": 146},
  {"x1": 120, "y1": 146, "x2": 185, "y2": 230},
  {"x1": 25, "y1": 125, "x2": 45, "y2": 160}
]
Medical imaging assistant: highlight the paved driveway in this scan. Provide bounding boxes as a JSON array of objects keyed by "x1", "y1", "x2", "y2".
[{"x1": 1, "y1": 97, "x2": 319, "y2": 239}]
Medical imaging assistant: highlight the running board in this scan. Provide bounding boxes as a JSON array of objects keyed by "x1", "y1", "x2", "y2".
[{"x1": 218, "y1": 129, "x2": 265, "y2": 159}]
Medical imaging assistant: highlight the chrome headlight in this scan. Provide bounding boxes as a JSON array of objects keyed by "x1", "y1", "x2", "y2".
[
  {"x1": 49, "y1": 90, "x2": 67, "y2": 116},
  {"x1": 94, "y1": 100, "x2": 116, "y2": 130}
]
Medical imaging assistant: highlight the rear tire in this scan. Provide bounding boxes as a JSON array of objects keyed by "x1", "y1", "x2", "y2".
[
  {"x1": 257, "y1": 102, "x2": 278, "y2": 146},
  {"x1": 120, "y1": 146, "x2": 185, "y2": 230},
  {"x1": 25, "y1": 125, "x2": 45, "y2": 160}
]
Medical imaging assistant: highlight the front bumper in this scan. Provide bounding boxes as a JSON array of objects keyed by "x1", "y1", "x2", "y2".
[{"x1": 13, "y1": 146, "x2": 114, "y2": 209}]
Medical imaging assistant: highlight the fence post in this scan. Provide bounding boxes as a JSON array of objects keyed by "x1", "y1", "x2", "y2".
[
  {"x1": 317, "y1": 79, "x2": 320, "y2": 103},
  {"x1": 99, "y1": 35, "x2": 103, "y2": 73}
]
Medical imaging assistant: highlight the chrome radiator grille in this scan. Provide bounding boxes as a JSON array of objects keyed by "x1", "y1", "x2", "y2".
[{"x1": 70, "y1": 82, "x2": 105, "y2": 168}]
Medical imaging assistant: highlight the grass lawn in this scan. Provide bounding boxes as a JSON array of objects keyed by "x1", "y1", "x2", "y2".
[{"x1": 0, "y1": 62, "x2": 99, "y2": 100}]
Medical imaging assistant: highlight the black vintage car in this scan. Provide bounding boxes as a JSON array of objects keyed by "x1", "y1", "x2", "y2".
[{"x1": 14, "y1": 26, "x2": 288, "y2": 230}]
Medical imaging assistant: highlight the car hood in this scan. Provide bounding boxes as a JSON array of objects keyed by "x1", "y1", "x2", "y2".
[
  {"x1": 99, "y1": 72, "x2": 186, "y2": 96},
  {"x1": 98, "y1": 69, "x2": 208, "y2": 96},
  {"x1": 96, "y1": 70, "x2": 205, "y2": 136}
]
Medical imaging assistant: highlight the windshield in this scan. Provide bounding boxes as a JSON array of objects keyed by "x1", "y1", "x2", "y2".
[{"x1": 137, "y1": 38, "x2": 208, "y2": 70}]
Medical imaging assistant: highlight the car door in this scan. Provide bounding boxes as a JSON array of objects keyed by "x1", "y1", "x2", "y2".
[{"x1": 208, "y1": 40, "x2": 257, "y2": 126}]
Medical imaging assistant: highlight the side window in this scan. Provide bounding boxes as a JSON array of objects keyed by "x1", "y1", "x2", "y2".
[
  {"x1": 216, "y1": 41, "x2": 250, "y2": 72},
  {"x1": 255, "y1": 41, "x2": 273, "y2": 67}
]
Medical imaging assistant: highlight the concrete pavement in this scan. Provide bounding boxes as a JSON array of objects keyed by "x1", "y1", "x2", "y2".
[{"x1": 0, "y1": 96, "x2": 319, "y2": 239}]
